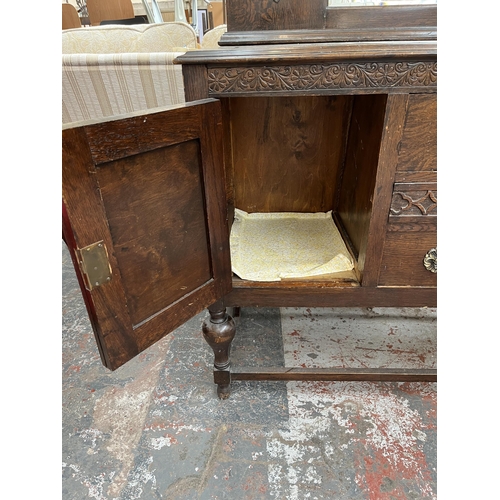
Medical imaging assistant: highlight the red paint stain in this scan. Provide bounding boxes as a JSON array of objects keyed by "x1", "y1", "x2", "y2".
[
  {"x1": 358, "y1": 444, "x2": 434, "y2": 499},
  {"x1": 164, "y1": 433, "x2": 178, "y2": 446},
  {"x1": 241, "y1": 471, "x2": 267, "y2": 494},
  {"x1": 354, "y1": 412, "x2": 435, "y2": 499},
  {"x1": 223, "y1": 439, "x2": 236, "y2": 452}
]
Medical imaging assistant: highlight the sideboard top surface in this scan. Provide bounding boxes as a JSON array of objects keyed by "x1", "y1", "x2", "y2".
[{"x1": 176, "y1": 40, "x2": 437, "y2": 65}]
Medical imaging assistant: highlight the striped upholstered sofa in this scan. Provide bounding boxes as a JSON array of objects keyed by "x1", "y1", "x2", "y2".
[{"x1": 62, "y1": 22, "x2": 198, "y2": 124}]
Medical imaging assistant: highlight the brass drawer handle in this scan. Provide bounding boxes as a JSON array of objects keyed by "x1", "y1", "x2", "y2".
[{"x1": 423, "y1": 248, "x2": 437, "y2": 273}]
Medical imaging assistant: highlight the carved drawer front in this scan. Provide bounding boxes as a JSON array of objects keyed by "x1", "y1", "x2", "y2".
[
  {"x1": 378, "y1": 231, "x2": 437, "y2": 287},
  {"x1": 397, "y1": 94, "x2": 436, "y2": 172},
  {"x1": 389, "y1": 181, "x2": 437, "y2": 228}
]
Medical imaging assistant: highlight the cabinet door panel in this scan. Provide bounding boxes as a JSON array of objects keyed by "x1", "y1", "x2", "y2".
[{"x1": 62, "y1": 100, "x2": 231, "y2": 370}]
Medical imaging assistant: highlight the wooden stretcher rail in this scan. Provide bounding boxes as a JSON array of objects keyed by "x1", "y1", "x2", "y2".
[{"x1": 231, "y1": 367, "x2": 437, "y2": 382}]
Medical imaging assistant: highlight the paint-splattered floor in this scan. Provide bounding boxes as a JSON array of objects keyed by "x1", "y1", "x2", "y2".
[{"x1": 62, "y1": 242, "x2": 437, "y2": 499}]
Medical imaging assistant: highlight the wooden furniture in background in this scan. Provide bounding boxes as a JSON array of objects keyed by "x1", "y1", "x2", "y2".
[
  {"x1": 207, "y1": 1, "x2": 225, "y2": 27},
  {"x1": 62, "y1": 3, "x2": 82, "y2": 30},
  {"x1": 86, "y1": 0, "x2": 135, "y2": 25}
]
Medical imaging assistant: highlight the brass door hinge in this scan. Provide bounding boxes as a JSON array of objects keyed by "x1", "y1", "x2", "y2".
[{"x1": 77, "y1": 241, "x2": 112, "y2": 290}]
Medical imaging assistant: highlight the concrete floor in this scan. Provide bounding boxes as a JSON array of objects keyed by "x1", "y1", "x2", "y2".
[{"x1": 62, "y1": 241, "x2": 437, "y2": 499}]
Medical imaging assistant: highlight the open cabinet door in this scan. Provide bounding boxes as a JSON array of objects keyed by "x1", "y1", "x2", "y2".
[{"x1": 62, "y1": 99, "x2": 232, "y2": 370}]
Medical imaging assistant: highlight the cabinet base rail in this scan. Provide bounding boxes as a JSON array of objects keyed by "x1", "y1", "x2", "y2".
[{"x1": 215, "y1": 367, "x2": 436, "y2": 387}]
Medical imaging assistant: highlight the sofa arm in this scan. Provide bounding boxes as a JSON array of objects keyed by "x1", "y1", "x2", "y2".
[{"x1": 62, "y1": 52, "x2": 186, "y2": 124}]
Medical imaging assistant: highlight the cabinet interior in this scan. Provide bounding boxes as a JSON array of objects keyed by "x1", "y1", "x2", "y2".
[{"x1": 221, "y1": 94, "x2": 388, "y2": 286}]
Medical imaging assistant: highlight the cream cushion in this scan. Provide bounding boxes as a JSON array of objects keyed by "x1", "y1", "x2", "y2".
[
  {"x1": 200, "y1": 24, "x2": 227, "y2": 49},
  {"x1": 62, "y1": 23, "x2": 196, "y2": 124},
  {"x1": 62, "y1": 22, "x2": 197, "y2": 53},
  {"x1": 62, "y1": 52, "x2": 186, "y2": 124}
]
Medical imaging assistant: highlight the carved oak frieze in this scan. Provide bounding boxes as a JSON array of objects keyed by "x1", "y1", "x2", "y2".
[
  {"x1": 390, "y1": 189, "x2": 437, "y2": 217},
  {"x1": 207, "y1": 62, "x2": 437, "y2": 94}
]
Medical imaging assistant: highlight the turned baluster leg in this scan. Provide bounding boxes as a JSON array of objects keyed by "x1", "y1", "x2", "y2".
[{"x1": 202, "y1": 300, "x2": 236, "y2": 399}]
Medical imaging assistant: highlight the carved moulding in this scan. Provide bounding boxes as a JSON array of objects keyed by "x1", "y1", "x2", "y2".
[
  {"x1": 390, "y1": 189, "x2": 437, "y2": 217},
  {"x1": 207, "y1": 61, "x2": 437, "y2": 94}
]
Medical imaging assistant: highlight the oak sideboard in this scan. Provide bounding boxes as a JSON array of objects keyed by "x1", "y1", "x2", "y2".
[{"x1": 62, "y1": 1, "x2": 437, "y2": 398}]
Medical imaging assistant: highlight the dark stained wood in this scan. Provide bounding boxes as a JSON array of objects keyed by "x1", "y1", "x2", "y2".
[
  {"x1": 397, "y1": 94, "x2": 437, "y2": 172},
  {"x1": 333, "y1": 212, "x2": 362, "y2": 282},
  {"x1": 220, "y1": 3, "x2": 436, "y2": 44},
  {"x1": 232, "y1": 367, "x2": 436, "y2": 382},
  {"x1": 326, "y1": 5, "x2": 437, "y2": 30},
  {"x1": 229, "y1": 95, "x2": 351, "y2": 212},
  {"x1": 66, "y1": 5, "x2": 439, "y2": 392},
  {"x1": 95, "y1": 141, "x2": 212, "y2": 326},
  {"x1": 62, "y1": 100, "x2": 231, "y2": 370},
  {"x1": 220, "y1": 98, "x2": 235, "y2": 229},
  {"x1": 178, "y1": 43, "x2": 436, "y2": 98},
  {"x1": 226, "y1": 280, "x2": 437, "y2": 308},
  {"x1": 394, "y1": 171, "x2": 436, "y2": 183},
  {"x1": 219, "y1": 28, "x2": 436, "y2": 46},
  {"x1": 359, "y1": 94, "x2": 410, "y2": 287},
  {"x1": 181, "y1": 65, "x2": 210, "y2": 102},
  {"x1": 202, "y1": 300, "x2": 236, "y2": 399},
  {"x1": 84, "y1": 105, "x2": 205, "y2": 165},
  {"x1": 337, "y1": 94, "x2": 388, "y2": 275},
  {"x1": 226, "y1": 0, "x2": 327, "y2": 32},
  {"x1": 378, "y1": 231, "x2": 437, "y2": 287},
  {"x1": 63, "y1": 126, "x2": 139, "y2": 369},
  {"x1": 386, "y1": 221, "x2": 436, "y2": 233},
  {"x1": 176, "y1": 41, "x2": 438, "y2": 65},
  {"x1": 280, "y1": 270, "x2": 359, "y2": 284},
  {"x1": 235, "y1": 275, "x2": 359, "y2": 289},
  {"x1": 197, "y1": 100, "x2": 234, "y2": 300},
  {"x1": 389, "y1": 182, "x2": 437, "y2": 221},
  {"x1": 62, "y1": 202, "x2": 107, "y2": 363}
]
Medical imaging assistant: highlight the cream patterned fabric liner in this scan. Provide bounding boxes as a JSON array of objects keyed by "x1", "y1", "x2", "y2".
[
  {"x1": 62, "y1": 22, "x2": 197, "y2": 53},
  {"x1": 62, "y1": 52, "x2": 185, "y2": 124},
  {"x1": 230, "y1": 209, "x2": 354, "y2": 281}
]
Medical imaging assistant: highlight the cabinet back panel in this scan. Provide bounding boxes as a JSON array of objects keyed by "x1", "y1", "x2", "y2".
[{"x1": 229, "y1": 95, "x2": 352, "y2": 213}]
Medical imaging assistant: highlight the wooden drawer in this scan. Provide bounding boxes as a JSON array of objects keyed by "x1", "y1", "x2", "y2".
[
  {"x1": 377, "y1": 175, "x2": 437, "y2": 287},
  {"x1": 378, "y1": 231, "x2": 437, "y2": 287},
  {"x1": 397, "y1": 94, "x2": 436, "y2": 172}
]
